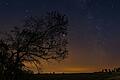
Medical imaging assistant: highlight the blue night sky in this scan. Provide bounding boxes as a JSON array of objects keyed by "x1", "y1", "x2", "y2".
[{"x1": 0, "y1": 0, "x2": 120, "y2": 72}]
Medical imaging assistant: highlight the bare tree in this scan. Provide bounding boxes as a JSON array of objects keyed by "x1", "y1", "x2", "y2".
[{"x1": 0, "y1": 11, "x2": 69, "y2": 80}]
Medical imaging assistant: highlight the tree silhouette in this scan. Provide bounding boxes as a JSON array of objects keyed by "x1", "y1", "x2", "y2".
[{"x1": 0, "y1": 11, "x2": 69, "y2": 80}]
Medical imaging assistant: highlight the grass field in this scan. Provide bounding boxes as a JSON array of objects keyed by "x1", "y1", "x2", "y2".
[{"x1": 25, "y1": 72, "x2": 120, "y2": 80}]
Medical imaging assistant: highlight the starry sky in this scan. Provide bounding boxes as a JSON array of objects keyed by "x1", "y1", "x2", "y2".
[{"x1": 0, "y1": 0, "x2": 120, "y2": 73}]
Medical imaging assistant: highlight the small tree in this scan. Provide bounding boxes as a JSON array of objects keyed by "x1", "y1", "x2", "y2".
[{"x1": 0, "y1": 11, "x2": 69, "y2": 80}]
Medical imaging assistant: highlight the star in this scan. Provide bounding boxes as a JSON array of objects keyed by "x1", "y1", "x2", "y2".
[
  {"x1": 25, "y1": 9, "x2": 29, "y2": 13},
  {"x1": 5, "y1": 2, "x2": 8, "y2": 6},
  {"x1": 96, "y1": 26, "x2": 101, "y2": 31},
  {"x1": 4, "y1": 2, "x2": 9, "y2": 7}
]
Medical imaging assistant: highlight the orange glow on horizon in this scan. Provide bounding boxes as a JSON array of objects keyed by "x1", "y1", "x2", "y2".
[
  {"x1": 42, "y1": 66, "x2": 98, "y2": 73},
  {"x1": 23, "y1": 50, "x2": 120, "y2": 73}
]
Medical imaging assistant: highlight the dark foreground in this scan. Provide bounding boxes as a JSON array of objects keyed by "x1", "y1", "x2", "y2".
[{"x1": 19, "y1": 72, "x2": 120, "y2": 80}]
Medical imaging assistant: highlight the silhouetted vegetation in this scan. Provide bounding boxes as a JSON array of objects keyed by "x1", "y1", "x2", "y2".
[
  {"x1": 99, "y1": 67, "x2": 120, "y2": 73},
  {"x1": 2, "y1": 72, "x2": 119, "y2": 80},
  {"x1": 0, "y1": 11, "x2": 68, "y2": 80}
]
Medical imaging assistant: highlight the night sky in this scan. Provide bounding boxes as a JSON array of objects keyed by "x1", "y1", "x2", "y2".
[{"x1": 0, "y1": 0, "x2": 120, "y2": 73}]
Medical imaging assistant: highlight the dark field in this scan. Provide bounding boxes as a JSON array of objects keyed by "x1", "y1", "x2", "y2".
[{"x1": 22, "y1": 72, "x2": 120, "y2": 80}]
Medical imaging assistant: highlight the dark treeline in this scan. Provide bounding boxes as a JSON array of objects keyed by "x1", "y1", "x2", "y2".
[{"x1": 99, "y1": 67, "x2": 120, "y2": 73}]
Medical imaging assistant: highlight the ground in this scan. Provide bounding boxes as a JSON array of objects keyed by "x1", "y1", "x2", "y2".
[{"x1": 29, "y1": 72, "x2": 120, "y2": 80}]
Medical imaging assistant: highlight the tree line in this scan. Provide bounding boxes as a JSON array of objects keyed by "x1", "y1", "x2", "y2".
[{"x1": 100, "y1": 67, "x2": 120, "y2": 73}]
